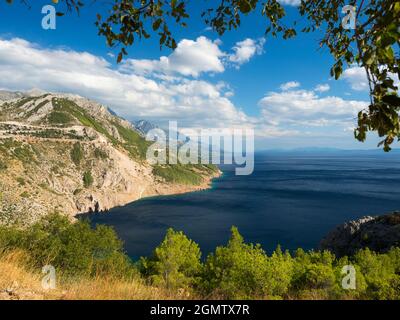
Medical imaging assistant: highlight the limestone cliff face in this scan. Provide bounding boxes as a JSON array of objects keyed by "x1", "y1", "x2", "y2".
[
  {"x1": 320, "y1": 212, "x2": 400, "y2": 257},
  {"x1": 0, "y1": 92, "x2": 220, "y2": 225}
]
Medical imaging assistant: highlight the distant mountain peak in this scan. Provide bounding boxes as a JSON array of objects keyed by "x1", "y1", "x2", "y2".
[
  {"x1": 133, "y1": 119, "x2": 158, "y2": 136},
  {"x1": 24, "y1": 88, "x2": 47, "y2": 97}
]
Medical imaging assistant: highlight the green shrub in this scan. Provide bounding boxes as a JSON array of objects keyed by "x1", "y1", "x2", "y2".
[
  {"x1": 140, "y1": 228, "x2": 202, "y2": 289},
  {"x1": 13, "y1": 145, "x2": 35, "y2": 163},
  {"x1": 48, "y1": 111, "x2": 73, "y2": 125},
  {"x1": 0, "y1": 160, "x2": 7, "y2": 171},
  {"x1": 352, "y1": 248, "x2": 400, "y2": 299},
  {"x1": 153, "y1": 165, "x2": 203, "y2": 185},
  {"x1": 0, "y1": 213, "x2": 134, "y2": 278},
  {"x1": 0, "y1": 217, "x2": 399, "y2": 299},
  {"x1": 16, "y1": 177, "x2": 25, "y2": 186},
  {"x1": 70, "y1": 143, "x2": 83, "y2": 166},
  {"x1": 20, "y1": 191, "x2": 29, "y2": 198},
  {"x1": 94, "y1": 148, "x2": 108, "y2": 160},
  {"x1": 83, "y1": 171, "x2": 94, "y2": 188},
  {"x1": 263, "y1": 246, "x2": 294, "y2": 298},
  {"x1": 113, "y1": 122, "x2": 150, "y2": 160},
  {"x1": 202, "y1": 227, "x2": 273, "y2": 299},
  {"x1": 73, "y1": 188, "x2": 82, "y2": 196},
  {"x1": 290, "y1": 249, "x2": 340, "y2": 299}
]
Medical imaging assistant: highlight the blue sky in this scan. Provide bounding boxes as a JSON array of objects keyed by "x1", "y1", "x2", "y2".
[{"x1": 0, "y1": 0, "x2": 386, "y2": 150}]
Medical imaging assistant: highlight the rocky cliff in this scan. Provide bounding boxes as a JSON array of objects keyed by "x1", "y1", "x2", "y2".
[
  {"x1": 0, "y1": 92, "x2": 220, "y2": 225},
  {"x1": 320, "y1": 212, "x2": 400, "y2": 256}
]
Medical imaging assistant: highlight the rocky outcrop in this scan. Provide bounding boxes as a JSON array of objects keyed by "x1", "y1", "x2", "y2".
[{"x1": 320, "y1": 212, "x2": 400, "y2": 257}]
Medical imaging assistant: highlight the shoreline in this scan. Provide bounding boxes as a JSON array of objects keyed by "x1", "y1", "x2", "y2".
[{"x1": 75, "y1": 168, "x2": 223, "y2": 218}]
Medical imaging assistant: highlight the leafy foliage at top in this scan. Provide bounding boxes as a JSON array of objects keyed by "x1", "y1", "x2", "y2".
[{"x1": 298, "y1": 1, "x2": 400, "y2": 151}]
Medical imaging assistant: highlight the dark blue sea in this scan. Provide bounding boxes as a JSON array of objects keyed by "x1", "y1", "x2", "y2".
[{"x1": 83, "y1": 151, "x2": 400, "y2": 260}]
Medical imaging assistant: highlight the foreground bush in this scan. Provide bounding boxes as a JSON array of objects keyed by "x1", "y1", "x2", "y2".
[
  {"x1": 352, "y1": 248, "x2": 400, "y2": 300},
  {"x1": 0, "y1": 214, "x2": 134, "y2": 278},
  {"x1": 201, "y1": 227, "x2": 278, "y2": 299},
  {"x1": 139, "y1": 228, "x2": 202, "y2": 289},
  {"x1": 143, "y1": 226, "x2": 400, "y2": 300},
  {"x1": 0, "y1": 214, "x2": 399, "y2": 300}
]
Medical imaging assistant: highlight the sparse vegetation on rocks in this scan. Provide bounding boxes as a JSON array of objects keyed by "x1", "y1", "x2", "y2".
[
  {"x1": 70, "y1": 143, "x2": 84, "y2": 166},
  {"x1": 83, "y1": 171, "x2": 94, "y2": 188}
]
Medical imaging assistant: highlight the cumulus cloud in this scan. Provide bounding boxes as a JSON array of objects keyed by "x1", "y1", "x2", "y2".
[
  {"x1": 259, "y1": 89, "x2": 367, "y2": 125},
  {"x1": 123, "y1": 36, "x2": 225, "y2": 77},
  {"x1": 342, "y1": 67, "x2": 370, "y2": 91},
  {"x1": 314, "y1": 84, "x2": 330, "y2": 93},
  {"x1": 0, "y1": 37, "x2": 251, "y2": 128},
  {"x1": 342, "y1": 66, "x2": 400, "y2": 92},
  {"x1": 280, "y1": 81, "x2": 301, "y2": 91},
  {"x1": 257, "y1": 83, "x2": 369, "y2": 137},
  {"x1": 123, "y1": 36, "x2": 265, "y2": 78},
  {"x1": 228, "y1": 38, "x2": 265, "y2": 66}
]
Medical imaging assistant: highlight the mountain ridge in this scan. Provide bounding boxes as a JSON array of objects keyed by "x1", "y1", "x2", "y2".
[{"x1": 0, "y1": 91, "x2": 220, "y2": 225}]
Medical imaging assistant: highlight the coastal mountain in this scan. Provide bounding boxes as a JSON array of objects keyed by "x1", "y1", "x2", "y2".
[{"x1": 0, "y1": 91, "x2": 219, "y2": 225}]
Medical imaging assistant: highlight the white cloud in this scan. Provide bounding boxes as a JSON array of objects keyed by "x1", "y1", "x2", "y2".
[
  {"x1": 0, "y1": 37, "x2": 252, "y2": 128},
  {"x1": 259, "y1": 89, "x2": 367, "y2": 125},
  {"x1": 280, "y1": 81, "x2": 301, "y2": 91},
  {"x1": 123, "y1": 36, "x2": 225, "y2": 77},
  {"x1": 314, "y1": 84, "x2": 330, "y2": 93},
  {"x1": 256, "y1": 125, "x2": 300, "y2": 137},
  {"x1": 342, "y1": 67, "x2": 369, "y2": 91},
  {"x1": 343, "y1": 66, "x2": 400, "y2": 92},
  {"x1": 256, "y1": 82, "x2": 369, "y2": 137},
  {"x1": 123, "y1": 36, "x2": 265, "y2": 77},
  {"x1": 278, "y1": 0, "x2": 301, "y2": 6},
  {"x1": 228, "y1": 38, "x2": 265, "y2": 66}
]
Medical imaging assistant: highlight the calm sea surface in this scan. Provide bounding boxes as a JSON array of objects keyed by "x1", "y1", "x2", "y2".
[{"x1": 82, "y1": 151, "x2": 400, "y2": 260}]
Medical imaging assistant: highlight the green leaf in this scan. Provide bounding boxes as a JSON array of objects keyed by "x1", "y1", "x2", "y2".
[
  {"x1": 160, "y1": 34, "x2": 166, "y2": 45},
  {"x1": 153, "y1": 19, "x2": 162, "y2": 31},
  {"x1": 238, "y1": 0, "x2": 252, "y2": 13},
  {"x1": 382, "y1": 95, "x2": 400, "y2": 107},
  {"x1": 117, "y1": 53, "x2": 123, "y2": 63}
]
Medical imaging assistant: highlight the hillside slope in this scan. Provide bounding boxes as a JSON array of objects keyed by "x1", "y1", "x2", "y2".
[{"x1": 0, "y1": 92, "x2": 220, "y2": 225}]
